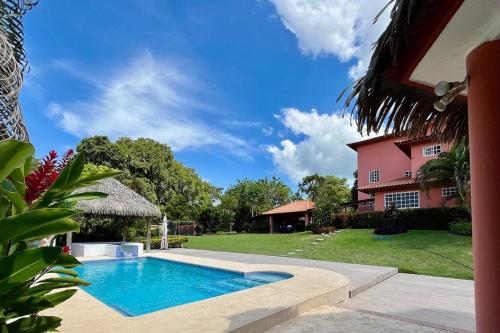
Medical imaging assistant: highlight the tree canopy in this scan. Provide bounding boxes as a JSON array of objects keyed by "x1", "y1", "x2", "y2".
[{"x1": 77, "y1": 136, "x2": 219, "y2": 220}]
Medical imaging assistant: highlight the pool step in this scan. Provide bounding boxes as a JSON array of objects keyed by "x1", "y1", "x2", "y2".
[{"x1": 215, "y1": 279, "x2": 260, "y2": 291}]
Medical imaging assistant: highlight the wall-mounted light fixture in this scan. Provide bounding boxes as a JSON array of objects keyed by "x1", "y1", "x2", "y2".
[{"x1": 433, "y1": 77, "x2": 468, "y2": 112}]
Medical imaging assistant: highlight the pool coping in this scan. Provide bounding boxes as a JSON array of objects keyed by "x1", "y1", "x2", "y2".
[{"x1": 42, "y1": 252, "x2": 350, "y2": 333}]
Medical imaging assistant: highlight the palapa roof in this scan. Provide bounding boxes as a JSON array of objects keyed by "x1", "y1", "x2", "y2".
[
  {"x1": 76, "y1": 178, "x2": 161, "y2": 218},
  {"x1": 261, "y1": 200, "x2": 315, "y2": 215},
  {"x1": 341, "y1": 0, "x2": 468, "y2": 143}
]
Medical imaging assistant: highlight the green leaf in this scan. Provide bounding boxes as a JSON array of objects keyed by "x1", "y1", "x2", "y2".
[
  {"x1": 0, "y1": 196, "x2": 10, "y2": 219},
  {"x1": 8, "y1": 167, "x2": 26, "y2": 196},
  {"x1": 5, "y1": 315, "x2": 62, "y2": 333},
  {"x1": 7, "y1": 241, "x2": 27, "y2": 255},
  {"x1": 9, "y1": 289, "x2": 77, "y2": 316},
  {"x1": 0, "y1": 208, "x2": 79, "y2": 243},
  {"x1": 0, "y1": 247, "x2": 62, "y2": 297},
  {"x1": 23, "y1": 156, "x2": 33, "y2": 176},
  {"x1": 25, "y1": 281, "x2": 82, "y2": 297},
  {"x1": 54, "y1": 254, "x2": 81, "y2": 268},
  {"x1": 41, "y1": 276, "x2": 89, "y2": 286},
  {"x1": 0, "y1": 140, "x2": 34, "y2": 183},
  {"x1": 65, "y1": 153, "x2": 85, "y2": 187},
  {"x1": 49, "y1": 268, "x2": 78, "y2": 277},
  {"x1": 74, "y1": 170, "x2": 122, "y2": 186},
  {"x1": 58, "y1": 191, "x2": 108, "y2": 202},
  {"x1": 0, "y1": 179, "x2": 26, "y2": 213}
]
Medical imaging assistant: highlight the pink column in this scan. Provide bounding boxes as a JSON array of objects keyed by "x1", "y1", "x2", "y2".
[{"x1": 467, "y1": 40, "x2": 500, "y2": 333}]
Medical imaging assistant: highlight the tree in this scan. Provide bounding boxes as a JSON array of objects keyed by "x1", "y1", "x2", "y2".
[
  {"x1": 298, "y1": 173, "x2": 325, "y2": 201},
  {"x1": 416, "y1": 139, "x2": 470, "y2": 208},
  {"x1": 351, "y1": 170, "x2": 358, "y2": 202},
  {"x1": 77, "y1": 136, "x2": 219, "y2": 221},
  {"x1": 221, "y1": 177, "x2": 293, "y2": 231},
  {"x1": 77, "y1": 136, "x2": 126, "y2": 169},
  {"x1": 311, "y1": 175, "x2": 351, "y2": 226}
]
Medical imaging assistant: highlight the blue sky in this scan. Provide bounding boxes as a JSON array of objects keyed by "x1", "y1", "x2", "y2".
[{"x1": 21, "y1": 0, "x2": 390, "y2": 189}]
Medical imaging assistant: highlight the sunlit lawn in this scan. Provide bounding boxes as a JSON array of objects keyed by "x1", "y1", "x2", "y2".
[{"x1": 185, "y1": 229, "x2": 473, "y2": 280}]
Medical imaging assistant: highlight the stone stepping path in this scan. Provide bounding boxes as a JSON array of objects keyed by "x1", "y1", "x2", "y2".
[{"x1": 282, "y1": 232, "x2": 337, "y2": 257}]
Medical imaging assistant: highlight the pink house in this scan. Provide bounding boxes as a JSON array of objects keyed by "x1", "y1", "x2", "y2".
[{"x1": 347, "y1": 135, "x2": 459, "y2": 211}]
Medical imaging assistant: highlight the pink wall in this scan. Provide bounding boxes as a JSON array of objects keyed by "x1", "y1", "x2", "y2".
[
  {"x1": 410, "y1": 141, "x2": 451, "y2": 176},
  {"x1": 373, "y1": 186, "x2": 459, "y2": 211},
  {"x1": 357, "y1": 137, "x2": 410, "y2": 202}
]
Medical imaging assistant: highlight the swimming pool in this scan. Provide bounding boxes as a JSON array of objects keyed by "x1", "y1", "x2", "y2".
[{"x1": 74, "y1": 257, "x2": 292, "y2": 316}]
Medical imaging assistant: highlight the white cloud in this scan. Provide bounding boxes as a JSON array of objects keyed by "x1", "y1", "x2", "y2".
[
  {"x1": 46, "y1": 52, "x2": 250, "y2": 158},
  {"x1": 269, "y1": 0, "x2": 392, "y2": 80},
  {"x1": 267, "y1": 107, "x2": 372, "y2": 183},
  {"x1": 262, "y1": 126, "x2": 274, "y2": 136}
]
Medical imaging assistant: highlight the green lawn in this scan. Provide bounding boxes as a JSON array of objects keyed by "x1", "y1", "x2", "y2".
[{"x1": 185, "y1": 229, "x2": 473, "y2": 280}]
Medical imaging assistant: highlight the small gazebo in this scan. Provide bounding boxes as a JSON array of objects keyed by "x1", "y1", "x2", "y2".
[{"x1": 73, "y1": 177, "x2": 162, "y2": 252}]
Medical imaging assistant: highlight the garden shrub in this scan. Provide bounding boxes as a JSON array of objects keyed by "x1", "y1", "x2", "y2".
[
  {"x1": 449, "y1": 219, "x2": 472, "y2": 236},
  {"x1": 331, "y1": 206, "x2": 469, "y2": 230},
  {"x1": 312, "y1": 226, "x2": 336, "y2": 234},
  {"x1": 150, "y1": 236, "x2": 188, "y2": 249},
  {"x1": 374, "y1": 205, "x2": 408, "y2": 235},
  {"x1": 331, "y1": 211, "x2": 383, "y2": 229}
]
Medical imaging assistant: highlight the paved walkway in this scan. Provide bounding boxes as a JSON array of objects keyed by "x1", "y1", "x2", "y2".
[{"x1": 168, "y1": 248, "x2": 476, "y2": 332}]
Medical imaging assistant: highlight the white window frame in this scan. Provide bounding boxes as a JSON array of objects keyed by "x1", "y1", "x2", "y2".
[
  {"x1": 367, "y1": 201, "x2": 374, "y2": 211},
  {"x1": 423, "y1": 145, "x2": 442, "y2": 157},
  {"x1": 368, "y1": 170, "x2": 380, "y2": 183},
  {"x1": 404, "y1": 171, "x2": 412, "y2": 177},
  {"x1": 442, "y1": 187, "x2": 458, "y2": 197},
  {"x1": 384, "y1": 191, "x2": 420, "y2": 209}
]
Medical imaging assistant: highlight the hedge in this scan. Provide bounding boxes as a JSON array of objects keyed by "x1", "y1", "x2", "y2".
[
  {"x1": 150, "y1": 236, "x2": 188, "y2": 249},
  {"x1": 331, "y1": 207, "x2": 469, "y2": 230}
]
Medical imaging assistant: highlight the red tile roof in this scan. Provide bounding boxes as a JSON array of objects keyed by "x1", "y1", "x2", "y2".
[
  {"x1": 394, "y1": 136, "x2": 433, "y2": 157},
  {"x1": 347, "y1": 134, "x2": 397, "y2": 151},
  {"x1": 358, "y1": 177, "x2": 416, "y2": 192},
  {"x1": 261, "y1": 200, "x2": 315, "y2": 215}
]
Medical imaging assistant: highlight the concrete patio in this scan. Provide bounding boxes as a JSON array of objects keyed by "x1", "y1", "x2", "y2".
[{"x1": 169, "y1": 248, "x2": 475, "y2": 332}]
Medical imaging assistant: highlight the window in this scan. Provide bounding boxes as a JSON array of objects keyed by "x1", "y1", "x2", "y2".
[
  {"x1": 368, "y1": 170, "x2": 379, "y2": 183},
  {"x1": 384, "y1": 191, "x2": 419, "y2": 209},
  {"x1": 367, "y1": 201, "x2": 374, "y2": 211},
  {"x1": 423, "y1": 145, "x2": 441, "y2": 156},
  {"x1": 404, "y1": 171, "x2": 412, "y2": 177},
  {"x1": 442, "y1": 187, "x2": 458, "y2": 197}
]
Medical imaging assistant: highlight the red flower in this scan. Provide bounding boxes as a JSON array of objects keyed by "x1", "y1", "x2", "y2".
[
  {"x1": 25, "y1": 149, "x2": 75, "y2": 204},
  {"x1": 62, "y1": 245, "x2": 70, "y2": 254}
]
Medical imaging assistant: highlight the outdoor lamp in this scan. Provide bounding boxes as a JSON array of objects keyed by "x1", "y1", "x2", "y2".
[
  {"x1": 434, "y1": 81, "x2": 451, "y2": 96},
  {"x1": 433, "y1": 77, "x2": 468, "y2": 112}
]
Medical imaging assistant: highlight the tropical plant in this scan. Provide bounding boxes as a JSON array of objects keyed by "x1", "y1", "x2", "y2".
[
  {"x1": 416, "y1": 139, "x2": 470, "y2": 209},
  {"x1": 0, "y1": 140, "x2": 120, "y2": 332}
]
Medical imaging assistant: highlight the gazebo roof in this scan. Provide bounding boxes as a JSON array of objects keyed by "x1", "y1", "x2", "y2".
[
  {"x1": 261, "y1": 200, "x2": 316, "y2": 216},
  {"x1": 76, "y1": 178, "x2": 161, "y2": 218}
]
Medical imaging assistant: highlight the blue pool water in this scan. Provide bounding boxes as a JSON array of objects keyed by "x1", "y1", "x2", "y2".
[{"x1": 74, "y1": 257, "x2": 291, "y2": 316}]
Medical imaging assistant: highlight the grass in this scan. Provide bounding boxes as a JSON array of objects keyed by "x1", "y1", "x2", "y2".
[{"x1": 185, "y1": 229, "x2": 473, "y2": 280}]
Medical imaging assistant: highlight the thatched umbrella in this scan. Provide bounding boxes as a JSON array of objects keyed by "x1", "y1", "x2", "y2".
[{"x1": 73, "y1": 178, "x2": 161, "y2": 252}]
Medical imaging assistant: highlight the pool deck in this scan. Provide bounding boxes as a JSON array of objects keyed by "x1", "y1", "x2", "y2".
[
  {"x1": 169, "y1": 249, "x2": 476, "y2": 332},
  {"x1": 42, "y1": 252, "x2": 350, "y2": 333}
]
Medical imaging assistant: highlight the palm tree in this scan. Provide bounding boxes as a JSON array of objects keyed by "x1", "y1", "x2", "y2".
[{"x1": 416, "y1": 139, "x2": 470, "y2": 209}]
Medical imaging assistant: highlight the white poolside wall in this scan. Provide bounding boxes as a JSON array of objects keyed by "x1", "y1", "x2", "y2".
[{"x1": 71, "y1": 243, "x2": 144, "y2": 257}]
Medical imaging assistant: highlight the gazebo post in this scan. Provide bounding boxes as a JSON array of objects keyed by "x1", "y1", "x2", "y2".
[
  {"x1": 146, "y1": 218, "x2": 151, "y2": 253},
  {"x1": 268, "y1": 215, "x2": 273, "y2": 234},
  {"x1": 466, "y1": 40, "x2": 500, "y2": 332}
]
